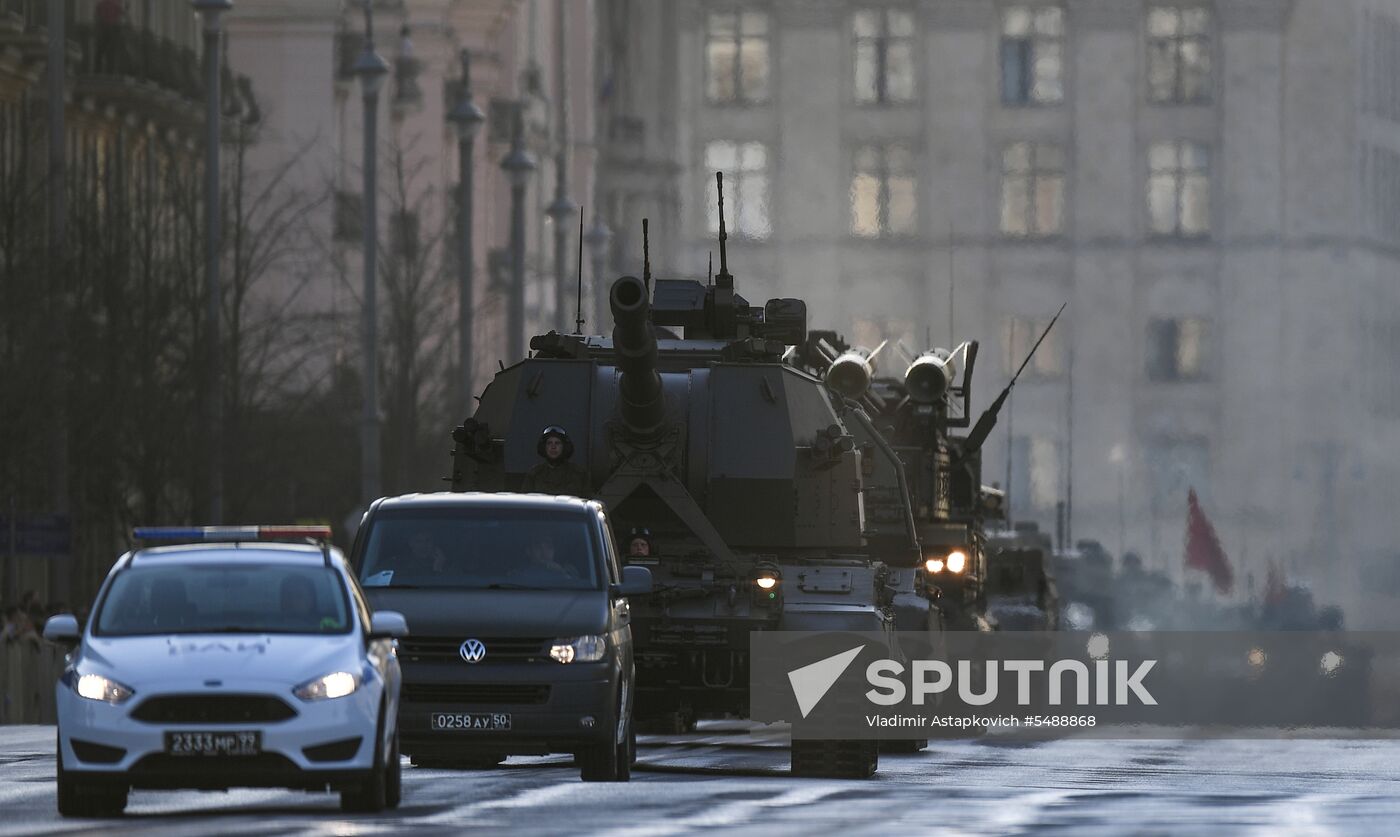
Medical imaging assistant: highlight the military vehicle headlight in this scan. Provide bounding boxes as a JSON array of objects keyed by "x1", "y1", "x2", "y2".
[
  {"x1": 74, "y1": 673, "x2": 135, "y2": 705},
  {"x1": 946, "y1": 550, "x2": 968, "y2": 574},
  {"x1": 551, "y1": 635, "x2": 607, "y2": 664},
  {"x1": 925, "y1": 557, "x2": 945, "y2": 574},
  {"x1": 755, "y1": 574, "x2": 778, "y2": 591},
  {"x1": 294, "y1": 671, "x2": 361, "y2": 701},
  {"x1": 1320, "y1": 651, "x2": 1344, "y2": 675}
]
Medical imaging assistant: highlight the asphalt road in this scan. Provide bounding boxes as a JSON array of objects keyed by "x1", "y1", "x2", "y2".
[{"x1": 2, "y1": 723, "x2": 1399, "y2": 835}]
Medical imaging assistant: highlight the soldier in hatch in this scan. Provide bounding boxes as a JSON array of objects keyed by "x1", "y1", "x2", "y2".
[
  {"x1": 521, "y1": 425, "x2": 591, "y2": 497},
  {"x1": 626, "y1": 527, "x2": 655, "y2": 559}
]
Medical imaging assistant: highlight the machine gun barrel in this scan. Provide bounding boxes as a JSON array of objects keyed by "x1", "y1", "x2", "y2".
[{"x1": 610, "y1": 275, "x2": 666, "y2": 435}]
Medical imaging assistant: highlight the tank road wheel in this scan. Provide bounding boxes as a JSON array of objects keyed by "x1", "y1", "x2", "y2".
[{"x1": 790, "y1": 739, "x2": 879, "y2": 779}]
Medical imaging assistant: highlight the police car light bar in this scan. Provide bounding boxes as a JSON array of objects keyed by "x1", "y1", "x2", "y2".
[{"x1": 132, "y1": 525, "x2": 333, "y2": 541}]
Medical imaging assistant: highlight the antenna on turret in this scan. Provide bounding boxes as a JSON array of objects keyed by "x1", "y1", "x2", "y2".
[
  {"x1": 642, "y1": 218, "x2": 651, "y2": 295},
  {"x1": 575, "y1": 213, "x2": 585, "y2": 333},
  {"x1": 715, "y1": 172, "x2": 732, "y2": 288}
]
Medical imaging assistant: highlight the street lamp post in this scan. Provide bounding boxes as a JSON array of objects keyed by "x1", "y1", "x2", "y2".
[
  {"x1": 447, "y1": 50, "x2": 485, "y2": 418},
  {"x1": 192, "y1": 0, "x2": 232, "y2": 524},
  {"x1": 501, "y1": 103, "x2": 536, "y2": 361},
  {"x1": 583, "y1": 217, "x2": 612, "y2": 330},
  {"x1": 354, "y1": 1, "x2": 389, "y2": 506},
  {"x1": 544, "y1": 0, "x2": 575, "y2": 333}
]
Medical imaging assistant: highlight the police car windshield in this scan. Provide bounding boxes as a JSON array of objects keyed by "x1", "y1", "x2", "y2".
[
  {"x1": 358, "y1": 508, "x2": 601, "y2": 591},
  {"x1": 94, "y1": 564, "x2": 353, "y2": 637}
]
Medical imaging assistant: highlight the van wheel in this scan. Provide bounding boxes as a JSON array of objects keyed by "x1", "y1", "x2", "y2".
[
  {"x1": 579, "y1": 695, "x2": 632, "y2": 781},
  {"x1": 56, "y1": 735, "x2": 127, "y2": 818}
]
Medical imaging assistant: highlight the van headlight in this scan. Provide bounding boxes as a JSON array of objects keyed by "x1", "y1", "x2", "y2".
[
  {"x1": 74, "y1": 673, "x2": 136, "y2": 705},
  {"x1": 293, "y1": 671, "x2": 361, "y2": 701},
  {"x1": 551, "y1": 635, "x2": 607, "y2": 664}
]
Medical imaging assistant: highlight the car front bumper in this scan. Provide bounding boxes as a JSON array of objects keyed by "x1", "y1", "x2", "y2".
[
  {"x1": 399, "y1": 662, "x2": 617, "y2": 757},
  {"x1": 57, "y1": 676, "x2": 384, "y2": 789}
]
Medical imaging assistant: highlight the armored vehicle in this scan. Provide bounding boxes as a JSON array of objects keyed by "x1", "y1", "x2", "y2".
[
  {"x1": 984, "y1": 522, "x2": 1059, "y2": 630},
  {"x1": 448, "y1": 179, "x2": 933, "y2": 778},
  {"x1": 791, "y1": 308, "x2": 1059, "y2": 633}
]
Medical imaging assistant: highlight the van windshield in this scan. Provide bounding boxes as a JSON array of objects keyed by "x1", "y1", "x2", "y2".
[{"x1": 357, "y1": 508, "x2": 601, "y2": 591}]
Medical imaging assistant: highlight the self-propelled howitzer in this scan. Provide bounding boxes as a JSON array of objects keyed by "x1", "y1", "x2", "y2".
[{"x1": 451, "y1": 256, "x2": 933, "y2": 779}]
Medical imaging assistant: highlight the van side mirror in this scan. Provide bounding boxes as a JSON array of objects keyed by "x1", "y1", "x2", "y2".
[
  {"x1": 613, "y1": 566, "x2": 653, "y2": 597},
  {"x1": 43, "y1": 614, "x2": 81, "y2": 646},
  {"x1": 368, "y1": 610, "x2": 409, "y2": 640}
]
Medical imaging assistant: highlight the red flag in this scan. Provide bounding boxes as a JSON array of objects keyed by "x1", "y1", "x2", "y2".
[{"x1": 1184, "y1": 488, "x2": 1233, "y2": 594}]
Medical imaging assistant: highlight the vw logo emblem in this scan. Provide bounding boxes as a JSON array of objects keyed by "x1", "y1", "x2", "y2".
[{"x1": 459, "y1": 638, "x2": 487, "y2": 664}]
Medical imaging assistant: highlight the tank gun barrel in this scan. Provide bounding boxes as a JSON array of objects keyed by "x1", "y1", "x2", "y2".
[{"x1": 610, "y1": 275, "x2": 666, "y2": 435}]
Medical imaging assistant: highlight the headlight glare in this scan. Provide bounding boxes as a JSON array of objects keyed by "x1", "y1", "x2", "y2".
[
  {"x1": 293, "y1": 671, "x2": 361, "y2": 701},
  {"x1": 946, "y1": 550, "x2": 968, "y2": 574},
  {"x1": 75, "y1": 673, "x2": 135, "y2": 704},
  {"x1": 925, "y1": 557, "x2": 945, "y2": 574},
  {"x1": 551, "y1": 635, "x2": 607, "y2": 664},
  {"x1": 755, "y1": 575, "x2": 778, "y2": 591}
]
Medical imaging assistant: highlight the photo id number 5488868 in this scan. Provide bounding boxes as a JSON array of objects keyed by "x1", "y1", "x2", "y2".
[{"x1": 431, "y1": 712, "x2": 512, "y2": 731}]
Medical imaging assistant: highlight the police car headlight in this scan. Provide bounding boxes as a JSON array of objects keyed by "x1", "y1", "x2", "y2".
[
  {"x1": 551, "y1": 635, "x2": 607, "y2": 664},
  {"x1": 74, "y1": 673, "x2": 135, "y2": 705},
  {"x1": 293, "y1": 671, "x2": 361, "y2": 701}
]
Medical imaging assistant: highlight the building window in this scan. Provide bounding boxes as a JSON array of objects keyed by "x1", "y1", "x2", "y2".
[
  {"x1": 1001, "y1": 5, "x2": 1064, "y2": 105},
  {"x1": 1011, "y1": 434, "x2": 1060, "y2": 512},
  {"x1": 1145, "y1": 437, "x2": 1209, "y2": 514},
  {"x1": 1147, "y1": 140, "x2": 1210, "y2": 237},
  {"x1": 1146, "y1": 317, "x2": 1209, "y2": 381},
  {"x1": 334, "y1": 191, "x2": 363, "y2": 242},
  {"x1": 1363, "y1": 144, "x2": 1400, "y2": 243},
  {"x1": 706, "y1": 141, "x2": 771, "y2": 240},
  {"x1": 1002, "y1": 316, "x2": 1064, "y2": 379},
  {"x1": 1000, "y1": 142, "x2": 1065, "y2": 237},
  {"x1": 1146, "y1": 6, "x2": 1212, "y2": 104},
  {"x1": 850, "y1": 144, "x2": 917, "y2": 238},
  {"x1": 853, "y1": 8, "x2": 917, "y2": 105},
  {"x1": 706, "y1": 10, "x2": 770, "y2": 105}
]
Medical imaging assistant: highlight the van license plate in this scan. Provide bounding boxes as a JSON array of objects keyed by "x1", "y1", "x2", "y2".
[
  {"x1": 431, "y1": 712, "x2": 512, "y2": 731},
  {"x1": 165, "y1": 731, "x2": 261, "y2": 757}
]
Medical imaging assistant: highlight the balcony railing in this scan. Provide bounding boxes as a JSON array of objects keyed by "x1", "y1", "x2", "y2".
[{"x1": 0, "y1": 5, "x2": 257, "y2": 124}]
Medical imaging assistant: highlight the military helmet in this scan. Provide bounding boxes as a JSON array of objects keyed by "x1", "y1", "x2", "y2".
[
  {"x1": 626, "y1": 527, "x2": 654, "y2": 555},
  {"x1": 537, "y1": 425, "x2": 575, "y2": 460}
]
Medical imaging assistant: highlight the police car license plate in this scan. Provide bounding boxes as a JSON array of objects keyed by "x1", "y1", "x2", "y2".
[
  {"x1": 165, "y1": 731, "x2": 261, "y2": 757},
  {"x1": 431, "y1": 712, "x2": 512, "y2": 731}
]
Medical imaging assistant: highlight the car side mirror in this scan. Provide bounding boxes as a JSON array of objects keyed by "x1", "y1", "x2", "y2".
[
  {"x1": 368, "y1": 610, "x2": 409, "y2": 640},
  {"x1": 43, "y1": 614, "x2": 81, "y2": 646},
  {"x1": 613, "y1": 566, "x2": 653, "y2": 597}
]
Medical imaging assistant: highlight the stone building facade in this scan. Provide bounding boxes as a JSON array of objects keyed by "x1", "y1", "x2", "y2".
[{"x1": 597, "y1": 0, "x2": 1400, "y2": 623}]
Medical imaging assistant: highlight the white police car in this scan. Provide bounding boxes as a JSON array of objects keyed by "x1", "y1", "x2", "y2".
[{"x1": 42, "y1": 526, "x2": 408, "y2": 818}]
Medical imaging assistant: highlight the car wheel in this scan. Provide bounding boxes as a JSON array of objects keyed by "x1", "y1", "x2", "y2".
[
  {"x1": 56, "y1": 735, "x2": 127, "y2": 818},
  {"x1": 385, "y1": 727, "x2": 402, "y2": 810},
  {"x1": 341, "y1": 706, "x2": 388, "y2": 813}
]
